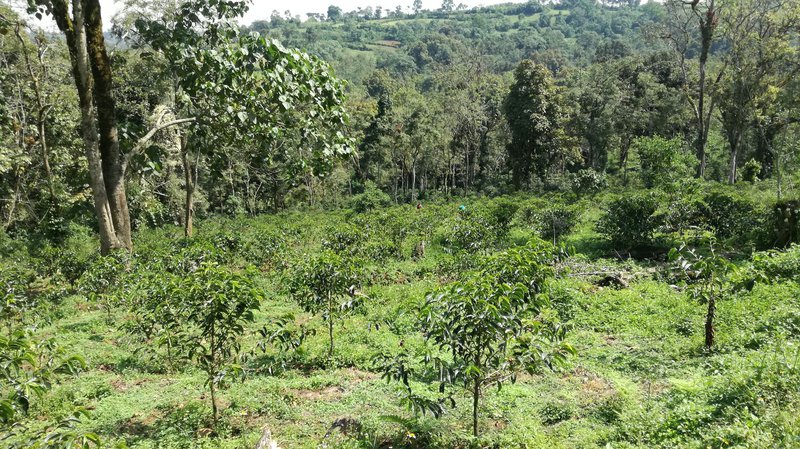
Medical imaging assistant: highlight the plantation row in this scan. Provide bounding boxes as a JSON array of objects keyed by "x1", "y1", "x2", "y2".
[{"x1": 2, "y1": 183, "x2": 800, "y2": 447}]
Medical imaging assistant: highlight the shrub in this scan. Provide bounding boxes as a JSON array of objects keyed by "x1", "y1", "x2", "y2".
[
  {"x1": 487, "y1": 198, "x2": 520, "y2": 236},
  {"x1": 321, "y1": 223, "x2": 366, "y2": 256},
  {"x1": 443, "y1": 205, "x2": 510, "y2": 255},
  {"x1": 570, "y1": 168, "x2": 606, "y2": 196},
  {"x1": 129, "y1": 264, "x2": 262, "y2": 426},
  {"x1": 380, "y1": 240, "x2": 573, "y2": 437},
  {"x1": 76, "y1": 251, "x2": 131, "y2": 323},
  {"x1": 661, "y1": 194, "x2": 704, "y2": 235},
  {"x1": 288, "y1": 251, "x2": 363, "y2": 360},
  {"x1": 533, "y1": 205, "x2": 580, "y2": 243},
  {"x1": 0, "y1": 264, "x2": 37, "y2": 330},
  {"x1": 741, "y1": 159, "x2": 762, "y2": 183},
  {"x1": 772, "y1": 200, "x2": 800, "y2": 247},
  {"x1": 634, "y1": 136, "x2": 691, "y2": 188},
  {"x1": 241, "y1": 228, "x2": 286, "y2": 269},
  {"x1": 751, "y1": 245, "x2": 800, "y2": 281},
  {"x1": 596, "y1": 195, "x2": 660, "y2": 249},
  {"x1": 350, "y1": 180, "x2": 392, "y2": 213},
  {"x1": 698, "y1": 192, "x2": 759, "y2": 241}
]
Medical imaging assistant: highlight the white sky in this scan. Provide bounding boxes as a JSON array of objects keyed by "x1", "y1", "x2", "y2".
[{"x1": 97, "y1": 0, "x2": 528, "y2": 26}]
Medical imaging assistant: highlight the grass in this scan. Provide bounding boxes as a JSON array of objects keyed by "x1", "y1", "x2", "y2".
[{"x1": 6, "y1": 192, "x2": 800, "y2": 448}]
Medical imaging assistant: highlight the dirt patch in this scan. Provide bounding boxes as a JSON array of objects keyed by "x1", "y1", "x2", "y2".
[
  {"x1": 571, "y1": 367, "x2": 616, "y2": 399},
  {"x1": 118, "y1": 411, "x2": 160, "y2": 436},
  {"x1": 110, "y1": 377, "x2": 149, "y2": 392},
  {"x1": 295, "y1": 385, "x2": 345, "y2": 401},
  {"x1": 342, "y1": 368, "x2": 378, "y2": 382}
]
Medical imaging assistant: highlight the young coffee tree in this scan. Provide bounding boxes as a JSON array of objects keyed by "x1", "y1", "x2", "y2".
[
  {"x1": 124, "y1": 269, "x2": 189, "y2": 372},
  {"x1": 173, "y1": 263, "x2": 262, "y2": 426},
  {"x1": 76, "y1": 252, "x2": 130, "y2": 324},
  {"x1": 288, "y1": 250, "x2": 362, "y2": 360},
  {"x1": 671, "y1": 241, "x2": 735, "y2": 349},
  {"x1": 0, "y1": 329, "x2": 94, "y2": 448},
  {"x1": 416, "y1": 240, "x2": 574, "y2": 437}
]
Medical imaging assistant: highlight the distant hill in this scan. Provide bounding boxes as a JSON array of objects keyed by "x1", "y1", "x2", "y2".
[{"x1": 247, "y1": 1, "x2": 665, "y2": 90}]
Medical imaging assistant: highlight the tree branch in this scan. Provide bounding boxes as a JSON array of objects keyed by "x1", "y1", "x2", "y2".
[{"x1": 124, "y1": 117, "x2": 196, "y2": 167}]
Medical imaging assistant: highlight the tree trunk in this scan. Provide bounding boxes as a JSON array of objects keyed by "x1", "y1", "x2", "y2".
[
  {"x1": 52, "y1": 0, "x2": 120, "y2": 254},
  {"x1": 181, "y1": 136, "x2": 195, "y2": 237},
  {"x1": 85, "y1": 0, "x2": 131, "y2": 250},
  {"x1": 14, "y1": 23, "x2": 57, "y2": 204},
  {"x1": 728, "y1": 144, "x2": 738, "y2": 185},
  {"x1": 327, "y1": 292, "x2": 334, "y2": 359},
  {"x1": 50, "y1": 0, "x2": 128, "y2": 254},
  {"x1": 411, "y1": 160, "x2": 417, "y2": 202},
  {"x1": 704, "y1": 295, "x2": 716, "y2": 349},
  {"x1": 472, "y1": 377, "x2": 480, "y2": 437}
]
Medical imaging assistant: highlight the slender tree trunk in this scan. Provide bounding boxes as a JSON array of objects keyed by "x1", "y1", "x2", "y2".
[
  {"x1": 728, "y1": 145, "x2": 738, "y2": 185},
  {"x1": 14, "y1": 23, "x2": 57, "y2": 204},
  {"x1": 411, "y1": 160, "x2": 417, "y2": 201},
  {"x1": 694, "y1": 0, "x2": 717, "y2": 179},
  {"x1": 38, "y1": 114, "x2": 57, "y2": 203},
  {"x1": 327, "y1": 292, "x2": 334, "y2": 359},
  {"x1": 210, "y1": 321, "x2": 218, "y2": 426},
  {"x1": 181, "y1": 136, "x2": 195, "y2": 237},
  {"x1": 472, "y1": 377, "x2": 480, "y2": 437},
  {"x1": 705, "y1": 295, "x2": 716, "y2": 349}
]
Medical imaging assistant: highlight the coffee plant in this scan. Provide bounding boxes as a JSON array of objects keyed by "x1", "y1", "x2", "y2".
[
  {"x1": 671, "y1": 241, "x2": 735, "y2": 349},
  {"x1": 597, "y1": 194, "x2": 661, "y2": 250},
  {"x1": 288, "y1": 250, "x2": 363, "y2": 360}
]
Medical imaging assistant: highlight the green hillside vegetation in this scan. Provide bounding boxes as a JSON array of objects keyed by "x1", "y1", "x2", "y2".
[{"x1": 2, "y1": 0, "x2": 800, "y2": 447}]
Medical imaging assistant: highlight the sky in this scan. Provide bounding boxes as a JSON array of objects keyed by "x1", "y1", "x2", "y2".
[{"x1": 96, "y1": 0, "x2": 529, "y2": 27}]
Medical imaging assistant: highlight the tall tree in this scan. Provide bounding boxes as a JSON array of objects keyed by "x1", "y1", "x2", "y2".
[
  {"x1": 131, "y1": 0, "x2": 350, "y2": 235},
  {"x1": 663, "y1": 0, "x2": 723, "y2": 178},
  {"x1": 716, "y1": 0, "x2": 800, "y2": 183},
  {"x1": 503, "y1": 60, "x2": 568, "y2": 188},
  {"x1": 28, "y1": 0, "x2": 133, "y2": 253}
]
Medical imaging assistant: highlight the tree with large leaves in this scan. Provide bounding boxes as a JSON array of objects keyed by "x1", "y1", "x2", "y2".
[{"x1": 129, "y1": 0, "x2": 350, "y2": 235}]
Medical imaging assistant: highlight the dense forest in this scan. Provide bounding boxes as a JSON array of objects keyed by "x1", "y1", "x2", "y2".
[{"x1": 1, "y1": 0, "x2": 800, "y2": 448}]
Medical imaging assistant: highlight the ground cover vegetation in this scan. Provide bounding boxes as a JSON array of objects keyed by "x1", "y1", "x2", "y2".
[{"x1": 1, "y1": 0, "x2": 800, "y2": 447}]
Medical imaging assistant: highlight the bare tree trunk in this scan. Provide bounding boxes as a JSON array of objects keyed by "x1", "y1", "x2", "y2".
[
  {"x1": 705, "y1": 295, "x2": 716, "y2": 349},
  {"x1": 53, "y1": 0, "x2": 120, "y2": 254},
  {"x1": 181, "y1": 136, "x2": 195, "y2": 237},
  {"x1": 411, "y1": 159, "x2": 417, "y2": 202},
  {"x1": 85, "y1": 0, "x2": 132, "y2": 250},
  {"x1": 728, "y1": 144, "x2": 738, "y2": 185},
  {"x1": 472, "y1": 377, "x2": 480, "y2": 437}
]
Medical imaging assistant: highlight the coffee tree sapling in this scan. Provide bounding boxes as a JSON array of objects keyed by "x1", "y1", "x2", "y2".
[
  {"x1": 288, "y1": 250, "x2": 362, "y2": 360},
  {"x1": 383, "y1": 240, "x2": 574, "y2": 437},
  {"x1": 175, "y1": 263, "x2": 262, "y2": 426},
  {"x1": 671, "y1": 241, "x2": 735, "y2": 349}
]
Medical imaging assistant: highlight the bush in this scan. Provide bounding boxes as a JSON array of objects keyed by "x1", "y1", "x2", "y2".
[
  {"x1": 772, "y1": 200, "x2": 800, "y2": 247},
  {"x1": 570, "y1": 168, "x2": 606, "y2": 196},
  {"x1": 350, "y1": 180, "x2": 392, "y2": 213},
  {"x1": 596, "y1": 195, "x2": 660, "y2": 249},
  {"x1": 751, "y1": 245, "x2": 800, "y2": 281},
  {"x1": 443, "y1": 206, "x2": 504, "y2": 255},
  {"x1": 533, "y1": 205, "x2": 580, "y2": 243},
  {"x1": 634, "y1": 136, "x2": 692, "y2": 188},
  {"x1": 661, "y1": 195, "x2": 704, "y2": 235},
  {"x1": 740, "y1": 159, "x2": 761, "y2": 183},
  {"x1": 697, "y1": 192, "x2": 760, "y2": 241},
  {"x1": 487, "y1": 198, "x2": 520, "y2": 237},
  {"x1": 322, "y1": 223, "x2": 366, "y2": 256}
]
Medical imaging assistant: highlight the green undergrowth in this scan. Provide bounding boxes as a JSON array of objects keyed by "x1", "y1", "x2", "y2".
[{"x1": 3, "y1": 189, "x2": 800, "y2": 448}]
